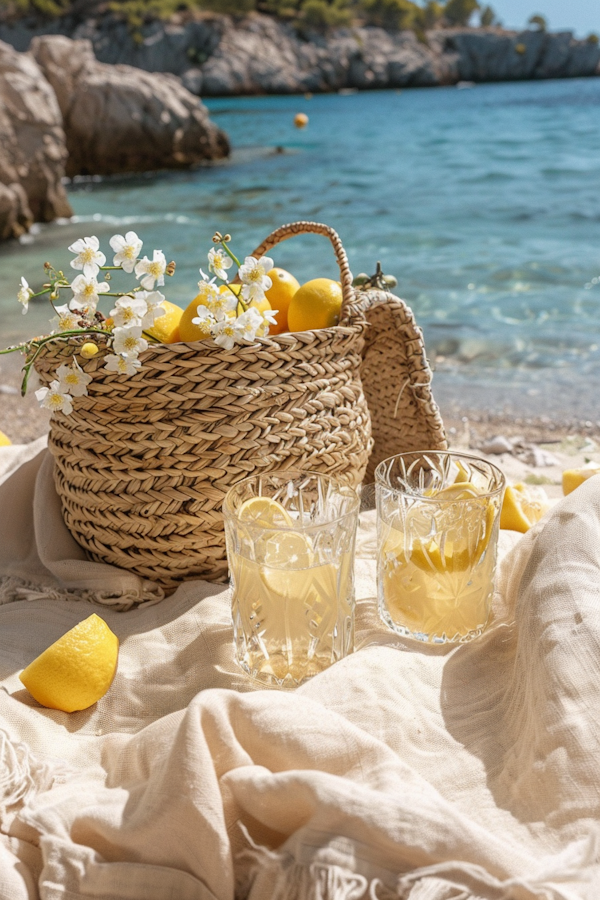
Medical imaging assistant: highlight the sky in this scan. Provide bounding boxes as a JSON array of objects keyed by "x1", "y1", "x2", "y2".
[{"x1": 489, "y1": 0, "x2": 599, "y2": 37}]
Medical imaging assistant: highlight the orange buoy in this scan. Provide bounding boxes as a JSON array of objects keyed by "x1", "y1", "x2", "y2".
[{"x1": 294, "y1": 112, "x2": 309, "y2": 129}]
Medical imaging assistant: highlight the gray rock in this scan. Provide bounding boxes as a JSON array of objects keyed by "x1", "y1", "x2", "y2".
[
  {"x1": 0, "y1": 40, "x2": 71, "y2": 241},
  {"x1": 30, "y1": 35, "x2": 229, "y2": 177},
  {"x1": 481, "y1": 435, "x2": 514, "y2": 455}
]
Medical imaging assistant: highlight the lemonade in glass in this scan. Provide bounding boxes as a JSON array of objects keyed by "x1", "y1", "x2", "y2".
[
  {"x1": 376, "y1": 452, "x2": 505, "y2": 643},
  {"x1": 223, "y1": 472, "x2": 359, "y2": 688}
]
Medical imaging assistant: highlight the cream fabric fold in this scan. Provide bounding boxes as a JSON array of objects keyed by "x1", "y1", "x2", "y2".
[{"x1": 0, "y1": 443, "x2": 599, "y2": 899}]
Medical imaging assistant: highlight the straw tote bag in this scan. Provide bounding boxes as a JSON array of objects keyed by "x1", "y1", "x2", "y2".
[{"x1": 34, "y1": 221, "x2": 446, "y2": 594}]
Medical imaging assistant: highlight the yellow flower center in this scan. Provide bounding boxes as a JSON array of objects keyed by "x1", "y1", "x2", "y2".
[
  {"x1": 124, "y1": 245, "x2": 136, "y2": 259},
  {"x1": 247, "y1": 268, "x2": 263, "y2": 283},
  {"x1": 49, "y1": 393, "x2": 64, "y2": 409},
  {"x1": 148, "y1": 262, "x2": 163, "y2": 277},
  {"x1": 83, "y1": 283, "x2": 96, "y2": 297},
  {"x1": 65, "y1": 373, "x2": 79, "y2": 385},
  {"x1": 123, "y1": 337, "x2": 138, "y2": 351},
  {"x1": 80, "y1": 248, "x2": 96, "y2": 264}
]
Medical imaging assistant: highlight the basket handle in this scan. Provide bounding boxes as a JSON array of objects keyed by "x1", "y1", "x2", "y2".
[{"x1": 250, "y1": 221, "x2": 355, "y2": 318}]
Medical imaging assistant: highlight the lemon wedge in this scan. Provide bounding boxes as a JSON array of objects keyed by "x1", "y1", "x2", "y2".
[
  {"x1": 382, "y1": 486, "x2": 495, "y2": 574},
  {"x1": 500, "y1": 483, "x2": 549, "y2": 533},
  {"x1": 562, "y1": 466, "x2": 600, "y2": 496},
  {"x1": 238, "y1": 496, "x2": 293, "y2": 528},
  {"x1": 19, "y1": 614, "x2": 119, "y2": 713}
]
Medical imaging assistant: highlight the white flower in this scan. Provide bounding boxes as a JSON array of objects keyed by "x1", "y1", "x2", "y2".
[
  {"x1": 17, "y1": 277, "x2": 33, "y2": 314},
  {"x1": 112, "y1": 326, "x2": 148, "y2": 358},
  {"x1": 109, "y1": 231, "x2": 143, "y2": 273},
  {"x1": 235, "y1": 307, "x2": 264, "y2": 342},
  {"x1": 35, "y1": 381, "x2": 73, "y2": 415},
  {"x1": 104, "y1": 354, "x2": 142, "y2": 377},
  {"x1": 211, "y1": 318, "x2": 237, "y2": 351},
  {"x1": 109, "y1": 295, "x2": 148, "y2": 328},
  {"x1": 69, "y1": 274, "x2": 109, "y2": 311},
  {"x1": 208, "y1": 248, "x2": 233, "y2": 281},
  {"x1": 68, "y1": 236, "x2": 106, "y2": 278},
  {"x1": 141, "y1": 291, "x2": 167, "y2": 329},
  {"x1": 239, "y1": 256, "x2": 274, "y2": 303},
  {"x1": 50, "y1": 304, "x2": 80, "y2": 332},
  {"x1": 190, "y1": 305, "x2": 215, "y2": 337},
  {"x1": 135, "y1": 250, "x2": 167, "y2": 290},
  {"x1": 211, "y1": 286, "x2": 238, "y2": 321},
  {"x1": 196, "y1": 276, "x2": 220, "y2": 307},
  {"x1": 262, "y1": 307, "x2": 278, "y2": 326},
  {"x1": 56, "y1": 357, "x2": 92, "y2": 397}
]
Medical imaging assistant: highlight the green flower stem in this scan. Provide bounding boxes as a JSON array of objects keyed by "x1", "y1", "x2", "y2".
[
  {"x1": 220, "y1": 241, "x2": 241, "y2": 269},
  {"x1": 21, "y1": 327, "x2": 111, "y2": 397}
]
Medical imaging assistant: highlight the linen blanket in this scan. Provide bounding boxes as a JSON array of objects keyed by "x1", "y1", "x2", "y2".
[{"x1": 0, "y1": 438, "x2": 599, "y2": 900}]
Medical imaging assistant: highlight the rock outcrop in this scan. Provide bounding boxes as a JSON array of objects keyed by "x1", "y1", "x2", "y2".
[
  {"x1": 0, "y1": 40, "x2": 72, "y2": 241},
  {"x1": 30, "y1": 35, "x2": 229, "y2": 177},
  {"x1": 2, "y1": 13, "x2": 598, "y2": 95}
]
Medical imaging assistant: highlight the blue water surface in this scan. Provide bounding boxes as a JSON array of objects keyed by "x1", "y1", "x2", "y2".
[{"x1": 2, "y1": 78, "x2": 600, "y2": 419}]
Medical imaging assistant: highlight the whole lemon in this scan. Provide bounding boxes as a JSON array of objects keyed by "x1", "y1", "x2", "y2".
[
  {"x1": 178, "y1": 285, "x2": 236, "y2": 343},
  {"x1": 19, "y1": 613, "x2": 119, "y2": 713},
  {"x1": 287, "y1": 278, "x2": 343, "y2": 333},
  {"x1": 265, "y1": 267, "x2": 300, "y2": 335},
  {"x1": 145, "y1": 300, "x2": 184, "y2": 344}
]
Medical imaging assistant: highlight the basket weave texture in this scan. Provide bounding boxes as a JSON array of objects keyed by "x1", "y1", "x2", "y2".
[{"x1": 33, "y1": 222, "x2": 446, "y2": 594}]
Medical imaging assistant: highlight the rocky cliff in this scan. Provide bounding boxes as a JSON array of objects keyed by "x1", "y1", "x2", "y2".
[
  {"x1": 31, "y1": 36, "x2": 229, "y2": 177},
  {"x1": 0, "y1": 35, "x2": 229, "y2": 240},
  {"x1": 1, "y1": 13, "x2": 598, "y2": 95},
  {"x1": 0, "y1": 41, "x2": 72, "y2": 241}
]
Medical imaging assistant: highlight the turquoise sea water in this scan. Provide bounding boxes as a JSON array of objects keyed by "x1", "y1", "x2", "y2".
[{"x1": 2, "y1": 78, "x2": 600, "y2": 420}]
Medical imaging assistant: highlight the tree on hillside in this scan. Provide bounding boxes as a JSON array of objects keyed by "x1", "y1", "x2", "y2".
[
  {"x1": 362, "y1": 0, "x2": 418, "y2": 30},
  {"x1": 479, "y1": 4, "x2": 497, "y2": 27},
  {"x1": 528, "y1": 13, "x2": 547, "y2": 31},
  {"x1": 443, "y1": 0, "x2": 479, "y2": 26}
]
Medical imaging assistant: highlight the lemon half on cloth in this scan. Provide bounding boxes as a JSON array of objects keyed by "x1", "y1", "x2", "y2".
[
  {"x1": 19, "y1": 614, "x2": 119, "y2": 712},
  {"x1": 500, "y1": 483, "x2": 550, "y2": 533}
]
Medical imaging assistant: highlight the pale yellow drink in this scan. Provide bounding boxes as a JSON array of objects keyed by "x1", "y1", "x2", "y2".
[
  {"x1": 230, "y1": 545, "x2": 353, "y2": 686},
  {"x1": 224, "y1": 478, "x2": 359, "y2": 688},
  {"x1": 376, "y1": 455, "x2": 505, "y2": 644}
]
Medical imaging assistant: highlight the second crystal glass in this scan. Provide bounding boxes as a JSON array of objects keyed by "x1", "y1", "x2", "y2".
[
  {"x1": 376, "y1": 451, "x2": 505, "y2": 644},
  {"x1": 223, "y1": 472, "x2": 359, "y2": 688}
]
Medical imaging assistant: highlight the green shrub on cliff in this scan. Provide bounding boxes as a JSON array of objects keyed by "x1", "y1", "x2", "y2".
[
  {"x1": 302, "y1": 0, "x2": 351, "y2": 29},
  {"x1": 443, "y1": 0, "x2": 479, "y2": 26}
]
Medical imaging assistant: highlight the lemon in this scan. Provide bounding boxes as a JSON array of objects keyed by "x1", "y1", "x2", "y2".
[
  {"x1": 265, "y1": 267, "x2": 300, "y2": 335},
  {"x1": 287, "y1": 278, "x2": 343, "y2": 333},
  {"x1": 19, "y1": 614, "x2": 119, "y2": 713},
  {"x1": 238, "y1": 496, "x2": 293, "y2": 528},
  {"x1": 260, "y1": 530, "x2": 314, "y2": 598},
  {"x1": 500, "y1": 483, "x2": 549, "y2": 533},
  {"x1": 0, "y1": 429, "x2": 12, "y2": 447},
  {"x1": 562, "y1": 466, "x2": 600, "y2": 496},
  {"x1": 382, "y1": 484, "x2": 496, "y2": 575},
  {"x1": 144, "y1": 300, "x2": 184, "y2": 344}
]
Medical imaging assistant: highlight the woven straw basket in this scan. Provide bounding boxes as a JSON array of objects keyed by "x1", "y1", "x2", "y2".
[{"x1": 34, "y1": 222, "x2": 446, "y2": 593}]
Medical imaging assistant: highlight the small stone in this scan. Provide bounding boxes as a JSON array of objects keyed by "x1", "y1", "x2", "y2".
[{"x1": 481, "y1": 436, "x2": 514, "y2": 455}]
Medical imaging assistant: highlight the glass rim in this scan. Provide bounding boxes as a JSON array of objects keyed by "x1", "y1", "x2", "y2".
[
  {"x1": 374, "y1": 450, "x2": 506, "y2": 502},
  {"x1": 222, "y1": 469, "x2": 360, "y2": 529}
]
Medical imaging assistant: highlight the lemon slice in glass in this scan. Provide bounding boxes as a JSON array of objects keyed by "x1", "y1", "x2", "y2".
[
  {"x1": 238, "y1": 496, "x2": 293, "y2": 528},
  {"x1": 19, "y1": 613, "x2": 119, "y2": 713}
]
